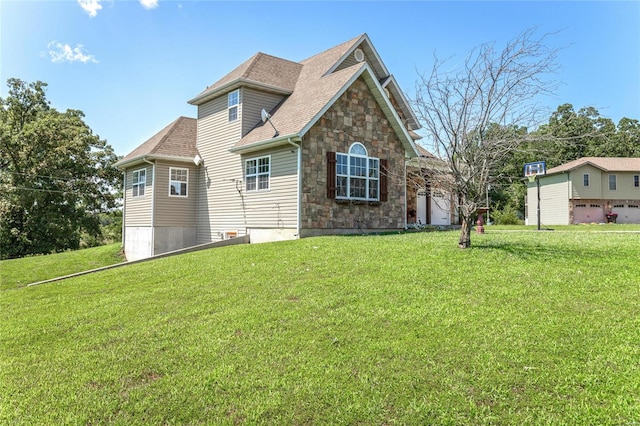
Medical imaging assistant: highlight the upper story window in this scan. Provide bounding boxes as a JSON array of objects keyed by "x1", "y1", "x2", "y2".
[
  {"x1": 169, "y1": 167, "x2": 188, "y2": 197},
  {"x1": 245, "y1": 156, "x2": 270, "y2": 191},
  {"x1": 583, "y1": 173, "x2": 589, "y2": 187},
  {"x1": 132, "y1": 168, "x2": 146, "y2": 198},
  {"x1": 228, "y1": 90, "x2": 239, "y2": 122},
  {"x1": 609, "y1": 174, "x2": 617, "y2": 191},
  {"x1": 336, "y1": 143, "x2": 380, "y2": 201},
  {"x1": 634, "y1": 175, "x2": 639, "y2": 188}
]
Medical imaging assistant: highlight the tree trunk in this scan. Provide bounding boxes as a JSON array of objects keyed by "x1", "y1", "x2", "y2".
[{"x1": 458, "y1": 216, "x2": 472, "y2": 249}]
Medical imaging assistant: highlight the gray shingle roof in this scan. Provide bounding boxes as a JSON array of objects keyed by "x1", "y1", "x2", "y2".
[
  {"x1": 189, "y1": 53, "x2": 303, "y2": 105},
  {"x1": 116, "y1": 116, "x2": 197, "y2": 168},
  {"x1": 546, "y1": 157, "x2": 640, "y2": 174},
  {"x1": 232, "y1": 34, "x2": 417, "y2": 156}
]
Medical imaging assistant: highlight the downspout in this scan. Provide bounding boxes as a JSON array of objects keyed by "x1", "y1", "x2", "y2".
[
  {"x1": 143, "y1": 157, "x2": 156, "y2": 256},
  {"x1": 404, "y1": 158, "x2": 408, "y2": 229},
  {"x1": 287, "y1": 137, "x2": 301, "y2": 237},
  {"x1": 121, "y1": 172, "x2": 126, "y2": 250}
]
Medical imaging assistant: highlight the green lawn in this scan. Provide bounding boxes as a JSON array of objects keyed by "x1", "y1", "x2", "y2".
[
  {"x1": 0, "y1": 243, "x2": 124, "y2": 290},
  {"x1": 1, "y1": 231, "x2": 639, "y2": 424}
]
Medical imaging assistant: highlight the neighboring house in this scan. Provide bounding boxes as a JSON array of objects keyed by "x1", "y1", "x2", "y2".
[
  {"x1": 526, "y1": 157, "x2": 640, "y2": 225},
  {"x1": 116, "y1": 34, "x2": 421, "y2": 260},
  {"x1": 406, "y1": 145, "x2": 458, "y2": 226}
]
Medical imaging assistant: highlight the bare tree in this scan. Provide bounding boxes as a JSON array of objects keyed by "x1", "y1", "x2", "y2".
[{"x1": 413, "y1": 29, "x2": 560, "y2": 248}]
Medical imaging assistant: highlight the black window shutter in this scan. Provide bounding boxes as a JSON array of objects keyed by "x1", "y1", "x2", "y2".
[{"x1": 327, "y1": 151, "x2": 336, "y2": 199}]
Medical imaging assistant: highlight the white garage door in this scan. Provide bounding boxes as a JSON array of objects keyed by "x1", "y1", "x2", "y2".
[
  {"x1": 573, "y1": 203, "x2": 605, "y2": 224},
  {"x1": 614, "y1": 203, "x2": 640, "y2": 224},
  {"x1": 431, "y1": 191, "x2": 451, "y2": 225}
]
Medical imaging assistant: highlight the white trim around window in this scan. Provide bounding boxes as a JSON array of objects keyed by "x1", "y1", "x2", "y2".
[
  {"x1": 228, "y1": 89, "x2": 239, "y2": 122},
  {"x1": 336, "y1": 142, "x2": 380, "y2": 201},
  {"x1": 132, "y1": 168, "x2": 146, "y2": 198},
  {"x1": 609, "y1": 174, "x2": 617, "y2": 191},
  {"x1": 583, "y1": 173, "x2": 589, "y2": 187},
  {"x1": 634, "y1": 175, "x2": 639, "y2": 188},
  {"x1": 169, "y1": 167, "x2": 188, "y2": 197},
  {"x1": 245, "y1": 155, "x2": 270, "y2": 192}
]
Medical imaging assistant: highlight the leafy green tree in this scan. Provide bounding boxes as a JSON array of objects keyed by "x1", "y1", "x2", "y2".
[
  {"x1": 613, "y1": 117, "x2": 640, "y2": 157},
  {"x1": 0, "y1": 78, "x2": 121, "y2": 259}
]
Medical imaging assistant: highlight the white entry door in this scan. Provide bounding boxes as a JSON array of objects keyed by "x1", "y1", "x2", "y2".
[
  {"x1": 416, "y1": 191, "x2": 427, "y2": 225},
  {"x1": 431, "y1": 191, "x2": 451, "y2": 225}
]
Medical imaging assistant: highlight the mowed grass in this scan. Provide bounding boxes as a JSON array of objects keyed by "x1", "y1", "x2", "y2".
[
  {"x1": 1, "y1": 231, "x2": 639, "y2": 424},
  {"x1": 0, "y1": 243, "x2": 124, "y2": 290}
]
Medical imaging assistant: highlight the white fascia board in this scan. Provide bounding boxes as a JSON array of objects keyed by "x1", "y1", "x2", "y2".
[
  {"x1": 115, "y1": 154, "x2": 197, "y2": 170},
  {"x1": 383, "y1": 75, "x2": 421, "y2": 130},
  {"x1": 324, "y1": 34, "x2": 391, "y2": 79},
  {"x1": 188, "y1": 79, "x2": 292, "y2": 105}
]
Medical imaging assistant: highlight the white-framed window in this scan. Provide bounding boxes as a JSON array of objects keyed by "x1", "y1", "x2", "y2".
[
  {"x1": 583, "y1": 173, "x2": 589, "y2": 187},
  {"x1": 132, "y1": 168, "x2": 146, "y2": 198},
  {"x1": 228, "y1": 89, "x2": 239, "y2": 122},
  {"x1": 609, "y1": 174, "x2": 617, "y2": 191},
  {"x1": 169, "y1": 167, "x2": 188, "y2": 197},
  {"x1": 245, "y1": 156, "x2": 270, "y2": 192},
  {"x1": 634, "y1": 175, "x2": 639, "y2": 188},
  {"x1": 336, "y1": 142, "x2": 379, "y2": 201}
]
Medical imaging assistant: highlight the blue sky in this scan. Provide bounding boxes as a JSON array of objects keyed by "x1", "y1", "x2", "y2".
[{"x1": 2, "y1": 1, "x2": 639, "y2": 157}]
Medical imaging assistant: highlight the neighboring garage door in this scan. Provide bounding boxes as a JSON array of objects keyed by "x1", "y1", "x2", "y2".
[
  {"x1": 573, "y1": 203, "x2": 605, "y2": 224},
  {"x1": 613, "y1": 203, "x2": 640, "y2": 224}
]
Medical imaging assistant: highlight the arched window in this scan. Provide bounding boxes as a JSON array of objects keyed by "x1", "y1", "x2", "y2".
[{"x1": 336, "y1": 142, "x2": 380, "y2": 200}]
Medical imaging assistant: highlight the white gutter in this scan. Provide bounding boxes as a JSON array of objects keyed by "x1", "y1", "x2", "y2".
[
  {"x1": 143, "y1": 157, "x2": 156, "y2": 256},
  {"x1": 287, "y1": 137, "x2": 302, "y2": 237},
  {"x1": 229, "y1": 133, "x2": 300, "y2": 154},
  {"x1": 404, "y1": 159, "x2": 408, "y2": 229},
  {"x1": 121, "y1": 171, "x2": 126, "y2": 250},
  {"x1": 115, "y1": 154, "x2": 196, "y2": 170}
]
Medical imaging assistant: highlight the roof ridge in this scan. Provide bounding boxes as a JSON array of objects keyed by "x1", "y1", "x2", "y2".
[{"x1": 300, "y1": 34, "x2": 365, "y2": 64}]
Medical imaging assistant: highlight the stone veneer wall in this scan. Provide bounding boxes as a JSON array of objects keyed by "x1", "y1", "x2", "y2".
[{"x1": 300, "y1": 77, "x2": 407, "y2": 234}]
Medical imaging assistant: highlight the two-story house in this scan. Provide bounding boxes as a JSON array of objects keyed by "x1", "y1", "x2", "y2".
[
  {"x1": 526, "y1": 157, "x2": 640, "y2": 225},
  {"x1": 115, "y1": 34, "x2": 422, "y2": 260}
]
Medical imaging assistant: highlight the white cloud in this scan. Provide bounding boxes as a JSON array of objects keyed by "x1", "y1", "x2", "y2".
[
  {"x1": 77, "y1": 0, "x2": 102, "y2": 17},
  {"x1": 48, "y1": 42, "x2": 99, "y2": 64},
  {"x1": 140, "y1": 0, "x2": 159, "y2": 10}
]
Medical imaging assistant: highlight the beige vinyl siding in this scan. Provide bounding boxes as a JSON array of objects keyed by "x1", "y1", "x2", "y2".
[
  {"x1": 602, "y1": 171, "x2": 640, "y2": 199},
  {"x1": 154, "y1": 161, "x2": 197, "y2": 227},
  {"x1": 124, "y1": 164, "x2": 153, "y2": 226},
  {"x1": 570, "y1": 164, "x2": 602, "y2": 199},
  {"x1": 242, "y1": 146, "x2": 298, "y2": 228},
  {"x1": 195, "y1": 93, "x2": 244, "y2": 244},
  {"x1": 527, "y1": 173, "x2": 570, "y2": 225},
  {"x1": 241, "y1": 88, "x2": 285, "y2": 137}
]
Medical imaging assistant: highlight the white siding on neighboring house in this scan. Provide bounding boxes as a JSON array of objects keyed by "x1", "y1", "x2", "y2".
[
  {"x1": 570, "y1": 164, "x2": 603, "y2": 199},
  {"x1": 601, "y1": 171, "x2": 640, "y2": 199},
  {"x1": 527, "y1": 173, "x2": 570, "y2": 225}
]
